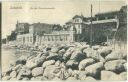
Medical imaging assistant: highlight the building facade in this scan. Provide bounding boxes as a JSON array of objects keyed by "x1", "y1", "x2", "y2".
[{"x1": 16, "y1": 6, "x2": 126, "y2": 46}]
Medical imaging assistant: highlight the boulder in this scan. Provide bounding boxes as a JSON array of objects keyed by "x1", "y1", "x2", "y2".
[
  {"x1": 67, "y1": 68, "x2": 73, "y2": 77},
  {"x1": 119, "y1": 72, "x2": 127, "y2": 80},
  {"x1": 84, "y1": 76, "x2": 96, "y2": 80},
  {"x1": 55, "y1": 60, "x2": 61, "y2": 67},
  {"x1": 101, "y1": 70, "x2": 126, "y2": 80},
  {"x1": 2, "y1": 76, "x2": 11, "y2": 80},
  {"x1": 66, "y1": 60, "x2": 78, "y2": 69},
  {"x1": 46, "y1": 52, "x2": 59, "y2": 61},
  {"x1": 26, "y1": 58, "x2": 38, "y2": 69},
  {"x1": 83, "y1": 48, "x2": 105, "y2": 62},
  {"x1": 98, "y1": 47, "x2": 112, "y2": 58},
  {"x1": 70, "y1": 50, "x2": 86, "y2": 62},
  {"x1": 3, "y1": 68, "x2": 12, "y2": 76},
  {"x1": 63, "y1": 47, "x2": 75, "y2": 61},
  {"x1": 104, "y1": 60, "x2": 126, "y2": 73},
  {"x1": 31, "y1": 76, "x2": 47, "y2": 81},
  {"x1": 43, "y1": 65, "x2": 61, "y2": 80},
  {"x1": 17, "y1": 66, "x2": 31, "y2": 80},
  {"x1": 58, "y1": 49, "x2": 66, "y2": 56},
  {"x1": 79, "y1": 58, "x2": 95, "y2": 70},
  {"x1": 72, "y1": 70, "x2": 87, "y2": 80},
  {"x1": 26, "y1": 56, "x2": 45, "y2": 69},
  {"x1": 105, "y1": 51, "x2": 126, "y2": 61},
  {"x1": 10, "y1": 71, "x2": 17, "y2": 78},
  {"x1": 85, "y1": 62, "x2": 104, "y2": 77},
  {"x1": 58, "y1": 68, "x2": 71, "y2": 80},
  {"x1": 18, "y1": 55, "x2": 29, "y2": 63},
  {"x1": 83, "y1": 48, "x2": 93, "y2": 55},
  {"x1": 51, "y1": 47, "x2": 59, "y2": 53},
  {"x1": 22, "y1": 77, "x2": 30, "y2": 80},
  {"x1": 12, "y1": 64, "x2": 23, "y2": 72},
  {"x1": 92, "y1": 45, "x2": 100, "y2": 50},
  {"x1": 32, "y1": 67, "x2": 44, "y2": 77},
  {"x1": 9, "y1": 77, "x2": 17, "y2": 80},
  {"x1": 42, "y1": 60, "x2": 55, "y2": 68}
]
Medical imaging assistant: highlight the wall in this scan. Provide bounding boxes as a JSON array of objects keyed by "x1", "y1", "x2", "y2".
[{"x1": 16, "y1": 34, "x2": 34, "y2": 46}]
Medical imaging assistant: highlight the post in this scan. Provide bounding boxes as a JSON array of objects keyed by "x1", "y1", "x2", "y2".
[{"x1": 90, "y1": 4, "x2": 93, "y2": 48}]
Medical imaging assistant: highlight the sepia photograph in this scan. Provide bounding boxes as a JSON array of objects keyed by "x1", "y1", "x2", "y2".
[{"x1": 1, "y1": 0, "x2": 127, "y2": 81}]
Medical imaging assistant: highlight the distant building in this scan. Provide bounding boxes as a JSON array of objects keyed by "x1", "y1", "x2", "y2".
[
  {"x1": 15, "y1": 21, "x2": 30, "y2": 34},
  {"x1": 16, "y1": 5, "x2": 126, "y2": 46}
]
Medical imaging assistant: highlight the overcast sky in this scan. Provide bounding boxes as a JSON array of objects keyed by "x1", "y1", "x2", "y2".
[{"x1": 2, "y1": 0, "x2": 126, "y2": 39}]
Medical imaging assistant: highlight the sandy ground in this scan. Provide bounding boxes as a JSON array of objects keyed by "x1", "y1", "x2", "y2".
[{"x1": 2, "y1": 48, "x2": 17, "y2": 72}]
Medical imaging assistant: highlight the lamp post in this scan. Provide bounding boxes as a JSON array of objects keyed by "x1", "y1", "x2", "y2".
[{"x1": 90, "y1": 4, "x2": 93, "y2": 48}]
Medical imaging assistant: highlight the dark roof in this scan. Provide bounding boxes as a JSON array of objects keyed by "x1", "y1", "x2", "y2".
[{"x1": 95, "y1": 11, "x2": 119, "y2": 17}]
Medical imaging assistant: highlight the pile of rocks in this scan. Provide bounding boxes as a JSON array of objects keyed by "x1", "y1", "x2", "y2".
[{"x1": 2, "y1": 44, "x2": 127, "y2": 80}]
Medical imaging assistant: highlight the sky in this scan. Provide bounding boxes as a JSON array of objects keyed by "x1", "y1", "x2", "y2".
[{"x1": 2, "y1": 0, "x2": 126, "y2": 39}]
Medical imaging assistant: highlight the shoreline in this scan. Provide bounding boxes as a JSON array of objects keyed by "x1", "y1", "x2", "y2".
[{"x1": 1, "y1": 43, "x2": 127, "y2": 80}]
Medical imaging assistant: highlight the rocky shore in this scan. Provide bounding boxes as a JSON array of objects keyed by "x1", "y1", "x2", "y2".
[{"x1": 2, "y1": 43, "x2": 127, "y2": 80}]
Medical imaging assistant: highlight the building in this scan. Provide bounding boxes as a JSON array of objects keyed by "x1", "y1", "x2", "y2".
[
  {"x1": 65, "y1": 11, "x2": 119, "y2": 43},
  {"x1": 16, "y1": 5, "x2": 126, "y2": 46},
  {"x1": 15, "y1": 21, "x2": 30, "y2": 34}
]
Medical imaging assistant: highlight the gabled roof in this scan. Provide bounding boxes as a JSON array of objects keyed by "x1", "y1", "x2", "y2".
[{"x1": 72, "y1": 15, "x2": 84, "y2": 19}]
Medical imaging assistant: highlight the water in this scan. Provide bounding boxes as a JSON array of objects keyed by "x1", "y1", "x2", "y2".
[{"x1": 1, "y1": 47, "x2": 32, "y2": 72}]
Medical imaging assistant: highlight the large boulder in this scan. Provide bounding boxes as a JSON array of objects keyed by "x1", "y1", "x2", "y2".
[
  {"x1": 72, "y1": 70, "x2": 87, "y2": 80},
  {"x1": 66, "y1": 60, "x2": 78, "y2": 69},
  {"x1": 22, "y1": 77, "x2": 30, "y2": 80},
  {"x1": 12, "y1": 64, "x2": 23, "y2": 72},
  {"x1": 3, "y1": 68, "x2": 12, "y2": 76},
  {"x1": 55, "y1": 60, "x2": 61, "y2": 67},
  {"x1": 63, "y1": 47, "x2": 75, "y2": 61},
  {"x1": 67, "y1": 68, "x2": 73, "y2": 77},
  {"x1": 26, "y1": 56, "x2": 45, "y2": 69},
  {"x1": 105, "y1": 51, "x2": 127, "y2": 61},
  {"x1": 119, "y1": 72, "x2": 127, "y2": 80},
  {"x1": 66, "y1": 77, "x2": 77, "y2": 80},
  {"x1": 51, "y1": 47, "x2": 60, "y2": 53},
  {"x1": 10, "y1": 71, "x2": 17, "y2": 78},
  {"x1": 104, "y1": 60, "x2": 126, "y2": 73},
  {"x1": 58, "y1": 49, "x2": 66, "y2": 56},
  {"x1": 42, "y1": 60, "x2": 55, "y2": 68},
  {"x1": 101, "y1": 70, "x2": 126, "y2": 80},
  {"x1": 9, "y1": 77, "x2": 17, "y2": 80},
  {"x1": 92, "y1": 45, "x2": 100, "y2": 50},
  {"x1": 83, "y1": 48, "x2": 105, "y2": 62},
  {"x1": 79, "y1": 58, "x2": 95, "y2": 70},
  {"x1": 54, "y1": 67, "x2": 71, "y2": 80},
  {"x1": 17, "y1": 66, "x2": 31, "y2": 80},
  {"x1": 84, "y1": 76, "x2": 96, "y2": 80},
  {"x1": 32, "y1": 67, "x2": 44, "y2": 77},
  {"x1": 85, "y1": 62, "x2": 104, "y2": 77},
  {"x1": 2, "y1": 76, "x2": 11, "y2": 80},
  {"x1": 43, "y1": 65, "x2": 61, "y2": 80},
  {"x1": 46, "y1": 52, "x2": 59, "y2": 61},
  {"x1": 26, "y1": 58, "x2": 39, "y2": 69},
  {"x1": 98, "y1": 47, "x2": 112, "y2": 58},
  {"x1": 15, "y1": 55, "x2": 29, "y2": 65},
  {"x1": 70, "y1": 50, "x2": 86, "y2": 62}
]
